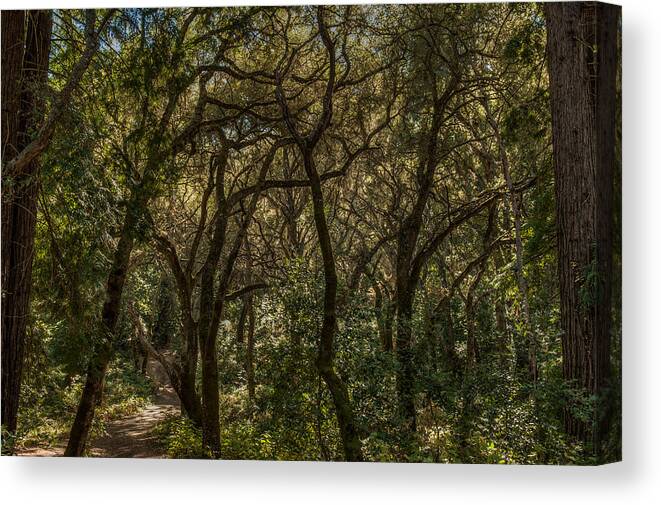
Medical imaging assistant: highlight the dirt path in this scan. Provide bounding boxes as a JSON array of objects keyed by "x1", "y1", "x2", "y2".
[
  {"x1": 88, "y1": 359, "x2": 180, "y2": 458},
  {"x1": 17, "y1": 359, "x2": 179, "y2": 458}
]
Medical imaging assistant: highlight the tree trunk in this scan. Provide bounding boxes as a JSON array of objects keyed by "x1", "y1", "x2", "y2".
[
  {"x1": 1, "y1": 11, "x2": 25, "y2": 162},
  {"x1": 304, "y1": 153, "x2": 364, "y2": 462},
  {"x1": 395, "y1": 284, "x2": 417, "y2": 435},
  {"x1": 197, "y1": 275, "x2": 222, "y2": 457},
  {"x1": 1, "y1": 10, "x2": 51, "y2": 438},
  {"x1": 159, "y1": 247, "x2": 203, "y2": 425},
  {"x1": 273, "y1": 8, "x2": 362, "y2": 460},
  {"x1": 179, "y1": 316, "x2": 202, "y2": 426},
  {"x1": 64, "y1": 208, "x2": 136, "y2": 456},
  {"x1": 193, "y1": 146, "x2": 231, "y2": 458},
  {"x1": 545, "y1": 2, "x2": 618, "y2": 453},
  {"x1": 484, "y1": 103, "x2": 538, "y2": 381},
  {"x1": 392, "y1": 139, "x2": 439, "y2": 437}
]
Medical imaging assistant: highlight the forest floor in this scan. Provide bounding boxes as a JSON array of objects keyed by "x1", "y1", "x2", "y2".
[{"x1": 17, "y1": 359, "x2": 179, "y2": 458}]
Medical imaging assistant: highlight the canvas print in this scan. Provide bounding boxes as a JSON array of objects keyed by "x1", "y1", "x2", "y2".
[{"x1": 1, "y1": 2, "x2": 621, "y2": 464}]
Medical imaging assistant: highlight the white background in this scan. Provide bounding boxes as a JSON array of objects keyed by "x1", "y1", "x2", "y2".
[{"x1": 1, "y1": 1, "x2": 659, "y2": 504}]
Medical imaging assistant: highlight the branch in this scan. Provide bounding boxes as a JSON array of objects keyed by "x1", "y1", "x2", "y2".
[
  {"x1": 4, "y1": 9, "x2": 117, "y2": 176},
  {"x1": 209, "y1": 141, "x2": 285, "y2": 337},
  {"x1": 307, "y1": 6, "x2": 336, "y2": 148},
  {"x1": 410, "y1": 176, "x2": 536, "y2": 284},
  {"x1": 274, "y1": 6, "x2": 336, "y2": 150},
  {"x1": 347, "y1": 233, "x2": 395, "y2": 292},
  {"x1": 127, "y1": 303, "x2": 182, "y2": 385},
  {"x1": 433, "y1": 236, "x2": 514, "y2": 315},
  {"x1": 225, "y1": 282, "x2": 269, "y2": 302}
]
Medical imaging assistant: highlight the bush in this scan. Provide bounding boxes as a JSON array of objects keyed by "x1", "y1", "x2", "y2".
[{"x1": 153, "y1": 415, "x2": 210, "y2": 459}]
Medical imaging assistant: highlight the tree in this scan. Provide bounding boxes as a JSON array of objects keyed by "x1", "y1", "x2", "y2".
[
  {"x1": 1, "y1": 10, "x2": 52, "y2": 440},
  {"x1": 2, "y1": 4, "x2": 621, "y2": 465},
  {"x1": 1, "y1": 8, "x2": 117, "y2": 442},
  {"x1": 544, "y1": 2, "x2": 619, "y2": 455},
  {"x1": 65, "y1": 9, "x2": 207, "y2": 455},
  {"x1": 273, "y1": 6, "x2": 365, "y2": 462}
]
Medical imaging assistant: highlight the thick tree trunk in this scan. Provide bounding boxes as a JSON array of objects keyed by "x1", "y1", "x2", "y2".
[
  {"x1": 1, "y1": 10, "x2": 51, "y2": 438},
  {"x1": 395, "y1": 283, "x2": 417, "y2": 436},
  {"x1": 545, "y1": 2, "x2": 618, "y2": 453},
  {"x1": 197, "y1": 278, "x2": 222, "y2": 457},
  {"x1": 64, "y1": 339, "x2": 114, "y2": 456},
  {"x1": 1, "y1": 11, "x2": 25, "y2": 162}
]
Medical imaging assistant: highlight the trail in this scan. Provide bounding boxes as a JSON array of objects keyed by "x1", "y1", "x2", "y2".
[{"x1": 17, "y1": 359, "x2": 179, "y2": 458}]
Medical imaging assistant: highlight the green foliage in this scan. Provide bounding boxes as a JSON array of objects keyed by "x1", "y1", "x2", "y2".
[
  {"x1": 12, "y1": 4, "x2": 620, "y2": 465},
  {"x1": 151, "y1": 274, "x2": 178, "y2": 349},
  {"x1": 502, "y1": 102, "x2": 548, "y2": 147},
  {"x1": 14, "y1": 354, "x2": 153, "y2": 453},
  {"x1": 503, "y1": 7, "x2": 545, "y2": 65},
  {"x1": 154, "y1": 415, "x2": 210, "y2": 459}
]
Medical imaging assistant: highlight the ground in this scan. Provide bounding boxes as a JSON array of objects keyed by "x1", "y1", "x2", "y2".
[{"x1": 17, "y1": 359, "x2": 179, "y2": 458}]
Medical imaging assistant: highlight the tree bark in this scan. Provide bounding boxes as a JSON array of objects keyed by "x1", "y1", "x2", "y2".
[
  {"x1": 1, "y1": 11, "x2": 25, "y2": 162},
  {"x1": 196, "y1": 141, "x2": 278, "y2": 457},
  {"x1": 195, "y1": 146, "x2": 230, "y2": 457},
  {"x1": 545, "y1": 2, "x2": 618, "y2": 453},
  {"x1": 395, "y1": 282, "x2": 417, "y2": 434},
  {"x1": 392, "y1": 72, "x2": 461, "y2": 438},
  {"x1": 155, "y1": 230, "x2": 203, "y2": 426},
  {"x1": 197, "y1": 250, "x2": 224, "y2": 457},
  {"x1": 1, "y1": 10, "x2": 51, "y2": 438}
]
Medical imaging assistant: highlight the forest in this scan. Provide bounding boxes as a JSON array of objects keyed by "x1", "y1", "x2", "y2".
[{"x1": 1, "y1": 2, "x2": 621, "y2": 464}]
